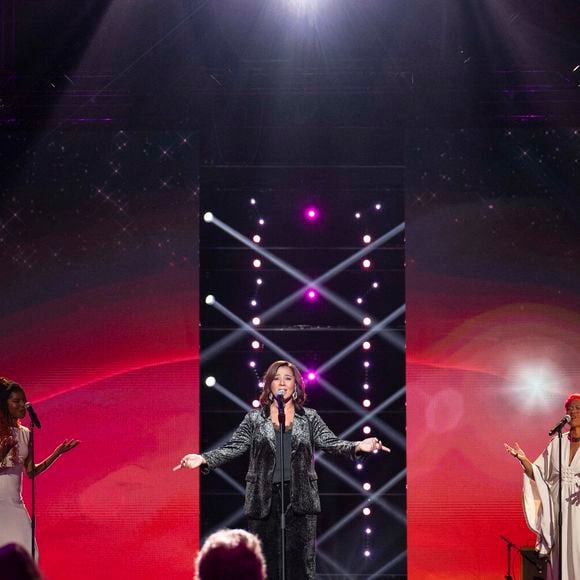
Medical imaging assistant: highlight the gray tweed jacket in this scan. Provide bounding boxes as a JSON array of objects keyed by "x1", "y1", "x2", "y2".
[{"x1": 201, "y1": 405, "x2": 360, "y2": 518}]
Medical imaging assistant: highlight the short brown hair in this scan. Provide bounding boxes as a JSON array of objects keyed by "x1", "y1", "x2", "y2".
[
  {"x1": 195, "y1": 529, "x2": 267, "y2": 580},
  {"x1": 258, "y1": 360, "x2": 306, "y2": 408}
]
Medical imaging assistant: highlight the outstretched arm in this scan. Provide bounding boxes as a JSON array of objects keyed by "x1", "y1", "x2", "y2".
[
  {"x1": 25, "y1": 439, "x2": 80, "y2": 478},
  {"x1": 504, "y1": 442, "x2": 534, "y2": 480}
]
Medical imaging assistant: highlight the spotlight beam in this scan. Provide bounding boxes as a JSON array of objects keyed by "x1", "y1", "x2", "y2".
[
  {"x1": 206, "y1": 298, "x2": 402, "y2": 444},
  {"x1": 211, "y1": 382, "x2": 253, "y2": 413},
  {"x1": 317, "y1": 548, "x2": 353, "y2": 577},
  {"x1": 317, "y1": 469, "x2": 407, "y2": 546},
  {"x1": 201, "y1": 218, "x2": 405, "y2": 363},
  {"x1": 317, "y1": 305, "x2": 406, "y2": 375},
  {"x1": 367, "y1": 550, "x2": 408, "y2": 580}
]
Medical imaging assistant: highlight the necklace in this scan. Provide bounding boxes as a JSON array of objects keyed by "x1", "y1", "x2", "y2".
[{"x1": 568, "y1": 433, "x2": 580, "y2": 443}]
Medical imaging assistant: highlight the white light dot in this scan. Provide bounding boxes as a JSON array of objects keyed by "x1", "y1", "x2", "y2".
[
  {"x1": 363, "y1": 507, "x2": 371, "y2": 516},
  {"x1": 362, "y1": 341, "x2": 371, "y2": 350},
  {"x1": 363, "y1": 383, "x2": 370, "y2": 390},
  {"x1": 355, "y1": 212, "x2": 361, "y2": 219},
  {"x1": 356, "y1": 297, "x2": 363, "y2": 304},
  {"x1": 365, "y1": 527, "x2": 372, "y2": 535},
  {"x1": 252, "y1": 399, "x2": 260, "y2": 408},
  {"x1": 252, "y1": 317, "x2": 261, "y2": 326},
  {"x1": 258, "y1": 218, "x2": 265, "y2": 225},
  {"x1": 251, "y1": 340, "x2": 261, "y2": 350},
  {"x1": 372, "y1": 281, "x2": 379, "y2": 289},
  {"x1": 363, "y1": 482, "x2": 371, "y2": 491},
  {"x1": 363, "y1": 317, "x2": 372, "y2": 326},
  {"x1": 250, "y1": 198, "x2": 256, "y2": 205},
  {"x1": 375, "y1": 203, "x2": 382, "y2": 210},
  {"x1": 363, "y1": 399, "x2": 371, "y2": 408},
  {"x1": 364, "y1": 550, "x2": 371, "y2": 558},
  {"x1": 253, "y1": 235, "x2": 261, "y2": 244},
  {"x1": 249, "y1": 361, "x2": 256, "y2": 368},
  {"x1": 256, "y1": 278, "x2": 263, "y2": 285},
  {"x1": 363, "y1": 425, "x2": 371, "y2": 435},
  {"x1": 363, "y1": 234, "x2": 372, "y2": 244},
  {"x1": 363, "y1": 361, "x2": 370, "y2": 368},
  {"x1": 253, "y1": 259, "x2": 262, "y2": 268},
  {"x1": 362, "y1": 259, "x2": 372, "y2": 269},
  {"x1": 205, "y1": 295, "x2": 215, "y2": 305},
  {"x1": 205, "y1": 376, "x2": 216, "y2": 387},
  {"x1": 203, "y1": 212, "x2": 214, "y2": 223},
  {"x1": 356, "y1": 463, "x2": 363, "y2": 471},
  {"x1": 250, "y1": 300, "x2": 257, "y2": 307},
  {"x1": 258, "y1": 381, "x2": 264, "y2": 388}
]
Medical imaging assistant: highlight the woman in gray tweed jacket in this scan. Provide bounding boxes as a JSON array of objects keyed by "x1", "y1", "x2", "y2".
[{"x1": 176, "y1": 360, "x2": 390, "y2": 579}]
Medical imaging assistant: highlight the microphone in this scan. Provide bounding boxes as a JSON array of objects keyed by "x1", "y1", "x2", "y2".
[
  {"x1": 276, "y1": 389, "x2": 285, "y2": 412},
  {"x1": 24, "y1": 402, "x2": 41, "y2": 429},
  {"x1": 548, "y1": 414, "x2": 570, "y2": 437}
]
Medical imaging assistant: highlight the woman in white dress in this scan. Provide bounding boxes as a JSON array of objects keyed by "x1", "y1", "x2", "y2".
[
  {"x1": 505, "y1": 393, "x2": 580, "y2": 580},
  {"x1": 0, "y1": 377, "x2": 80, "y2": 559}
]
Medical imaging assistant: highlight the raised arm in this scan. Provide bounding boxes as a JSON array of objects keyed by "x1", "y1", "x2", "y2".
[
  {"x1": 25, "y1": 439, "x2": 80, "y2": 478},
  {"x1": 174, "y1": 412, "x2": 255, "y2": 472},
  {"x1": 504, "y1": 442, "x2": 535, "y2": 480}
]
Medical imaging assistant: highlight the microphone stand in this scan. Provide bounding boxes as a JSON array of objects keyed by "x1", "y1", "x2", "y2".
[
  {"x1": 557, "y1": 429, "x2": 563, "y2": 580},
  {"x1": 277, "y1": 393, "x2": 287, "y2": 580},
  {"x1": 30, "y1": 422, "x2": 36, "y2": 560},
  {"x1": 499, "y1": 535, "x2": 544, "y2": 579}
]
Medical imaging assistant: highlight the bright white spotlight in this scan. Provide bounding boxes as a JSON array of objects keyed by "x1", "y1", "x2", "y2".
[
  {"x1": 251, "y1": 340, "x2": 261, "y2": 350},
  {"x1": 250, "y1": 198, "x2": 256, "y2": 205},
  {"x1": 362, "y1": 341, "x2": 371, "y2": 350},
  {"x1": 363, "y1": 317, "x2": 372, "y2": 326},
  {"x1": 362, "y1": 425, "x2": 371, "y2": 434},
  {"x1": 363, "y1": 361, "x2": 370, "y2": 368},
  {"x1": 252, "y1": 317, "x2": 261, "y2": 326},
  {"x1": 356, "y1": 297, "x2": 363, "y2": 304},
  {"x1": 258, "y1": 218, "x2": 265, "y2": 225},
  {"x1": 362, "y1": 259, "x2": 372, "y2": 269},
  {"x1": 375, "y1": 203, "x2": 382, "y2": 210},
  {"x1": 203, "y1": 212, "x2": 214, "y2": 223},
  {"x1": 363, "y1": 234, "x2": 372, "y2": 244},
  {"x1": 253, "y1": 259, "x2": 262, "y2": 268},
  {"x1": 250, "y1": 299, "x2": 257, "y2": 307},
  {"x1": 256, "y1": 278, "x2": 263, "y2": 285},
  {"x1": 365, "y1": 527, "x2": 372, "y2": 535},
  {"x1": 252, "y1": 399, "x2": 260, "y2": 408},
  {"x1": 249, "y1": 361, "x2": 256, "y2": 368},
  {"x1": 363, "y1": 482, "x2": 371, "y2": 491},
  {"x1": 355, "y1": 212, "x2": 361, "y2": 219},
  {"x1": 364, "y1": 550, "x2": 371, "y2": 558},
  {"x1": 205, "y1": 295, "x2": 215, "y2": 305},
  {"x1": 372, "y1": 281, "x2": 379, "y2": 289},
  {"x1": 362, "y1": 399, "x2": 371, "y2": 408},
  {"x1": 252, "y1": 234, "x2": 261, "y2": 244},
  {"x1": 363, "y1": 383, "x2": 370, "y2": 391},
  {"x1": 205, "y1": 376, "x2": 216, "y2": 387},
  {"x1": 362, "y1": 507, "x2": 371, "y2": 516}
]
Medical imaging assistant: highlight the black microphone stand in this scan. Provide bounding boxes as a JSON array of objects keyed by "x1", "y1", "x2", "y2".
[
  {"x1": 500, "y1": 535, "x2": 544, "y2": 580},
  {"x1": 29, "y1": 421, "x2": 36, "y2": 560},
  {"x1": 557, "y1": 429, "x2": 563, "y2": 580},
  {"x1": 276, "y1": 392, "x2": 287, "y2": 580}
]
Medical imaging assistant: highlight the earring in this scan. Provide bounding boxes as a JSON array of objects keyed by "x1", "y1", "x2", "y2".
[
  {"x1": 268, "y1": 392, "x2": 274, "y2": 402},
  {"x1": 292, "y1": 391, "x2": 298, "y2": 401}
]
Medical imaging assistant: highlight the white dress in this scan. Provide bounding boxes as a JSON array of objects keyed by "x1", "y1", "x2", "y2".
[
  {"x1": 523, "y1": 436, "x2": 580, "y2": 580},
  {"x1": 0, "y1": 425, "x2": 37, "y2": 558}
]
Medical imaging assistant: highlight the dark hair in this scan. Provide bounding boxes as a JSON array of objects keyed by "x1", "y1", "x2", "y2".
[
  {"x1": 258, "y1": 360, "x2": 306, "y2": 409},
  {"x1": 0, "y1": 377, "x2": 26, "y2": 426},
  {"x1": 195, "y1": 529, "x2": 266, "y2": 580},
  {"x1": 0, "y1": 542, "x2": 42, "y2": 579}
]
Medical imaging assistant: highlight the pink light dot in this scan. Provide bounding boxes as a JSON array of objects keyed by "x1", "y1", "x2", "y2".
[
  {"x1": 307, "y1": 372, "x2": 316, "y2": 381},
  {"x1": 252, "y1": 399, "x2": 260, "y2": 408},
  {"x1": 362, "y1": 259, "x2": 372, "y2": 269}
]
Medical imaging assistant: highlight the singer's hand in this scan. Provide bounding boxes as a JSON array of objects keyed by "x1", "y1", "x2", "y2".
[
  {"x1": 504, "y1": 442, "x2": 527, "y2": 462},
  {"x1": 0, "y1": 435, "x2": 17, "y2": 461},
  {"x1": 173, "y1": 453, "x2": 206, "y2": 471},
  {"x1": 55, "y1": 439, "x2": 81, "y2": 456},
  {"x1": 356, "y1": 437, "x2": 391, "y2": 454}
]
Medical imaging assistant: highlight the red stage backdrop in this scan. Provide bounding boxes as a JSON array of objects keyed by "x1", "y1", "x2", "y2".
[
  {"x1": 406, "y1": 129, "x2": 580, "y2": 579},
  {"x1": 0, "y1": 131, "x2": 200, "y2": 579}
]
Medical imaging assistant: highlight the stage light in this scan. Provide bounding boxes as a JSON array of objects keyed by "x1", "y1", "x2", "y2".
[
  {"x1": 256, "y1": 278, "x2": 263, "y2": 285},
  {"x1": 362, "y1": 399, "x2": 371, "y2": 408},
  {"x1": 203, "y1": 212, "x2": 214, "y2": 223},
  {"x1": 362, "y1": 341, "x2": 371, "y2": 350},
  {"x1": 250, "y1": 198, "x2": 256, "y2": 205},
  {"x1": 372, "y1": 281, "x2": 379, "y2": 289},
  {"x1": 205, "y1": 295, "x2": 215, "y2": 305},
  {"x1": 251, "y1": 340, "x2": 261, "y2": 350},
  {"x1": 253, "y1": 234, "x2": 261, "y2": 243},
  {"x1": 363, "y1": 383, "x2": 370, "y2": 391},
  {"x1": 258, "y1": 381, "x2": 264, "y2": 388},
  {"x1": 356, "y1": 297, "x2": 363, "y2": 304},
  {"x1": 307, "y1": 371, "x2": 317, "y2": 381},
  {"x1": 250, "y1": 300, "x2": 257, "y2": 307},
  {"x1": 252, "y1": 399, "x2": 260, "y2": 408},
  {"x1": 375, "y1": 203, "x2": 382, "y2": 210},
  {"x1": 365, "y1": 527, "x2": 372, "y2": 535},
  {"x1": 252, "y1": 317, "x2": 261, "y2": 326},
  {"x1": 363, "y1": 361, "x2": 370, "y2": 368},
  {"x1": 304, "y1": 206, "x2": 320, "y2": 221},
  {"x1": 355, "y1": 212, "x2": 361, "y2": 219},
  {"x1": 363, "y1": 482, "x2": 371, "y2": 491},
  {"x1": 363, "y1": 425, "x2": 371, "y2": 435},
  {"x1": 363, "y1": 317, "x2": 372, "y2": 326},
  {"x1": 205, "y1": 376, "x2": 216, "y2": 387},
  {"x1": 363, "y1": 234, "x2": 372, "y2": 244},
  {"x1": 356, "y1": 463, "x2": 363, "y2": 471},
  {"x1": 249, "y1": 361, "x2": 256, "y2": 368},
  {"x1": 362, "y1": 507, "x2": 371, "y2": 516},
  {"x1": 364, "y1": 550, "x2": 371, "y2": 558},
  {"x1": 253, "y1": 259, "x2": 262, "y2": 268},
  {"x1": 305, "y1": 289, "x2": 319, "y2": 302},
  {"x1": 258, "y1": 218, "x2": 265, "y2": 225},
  {"x1": 362, "y1": 259, "x2": 372, "y2": 269}
]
